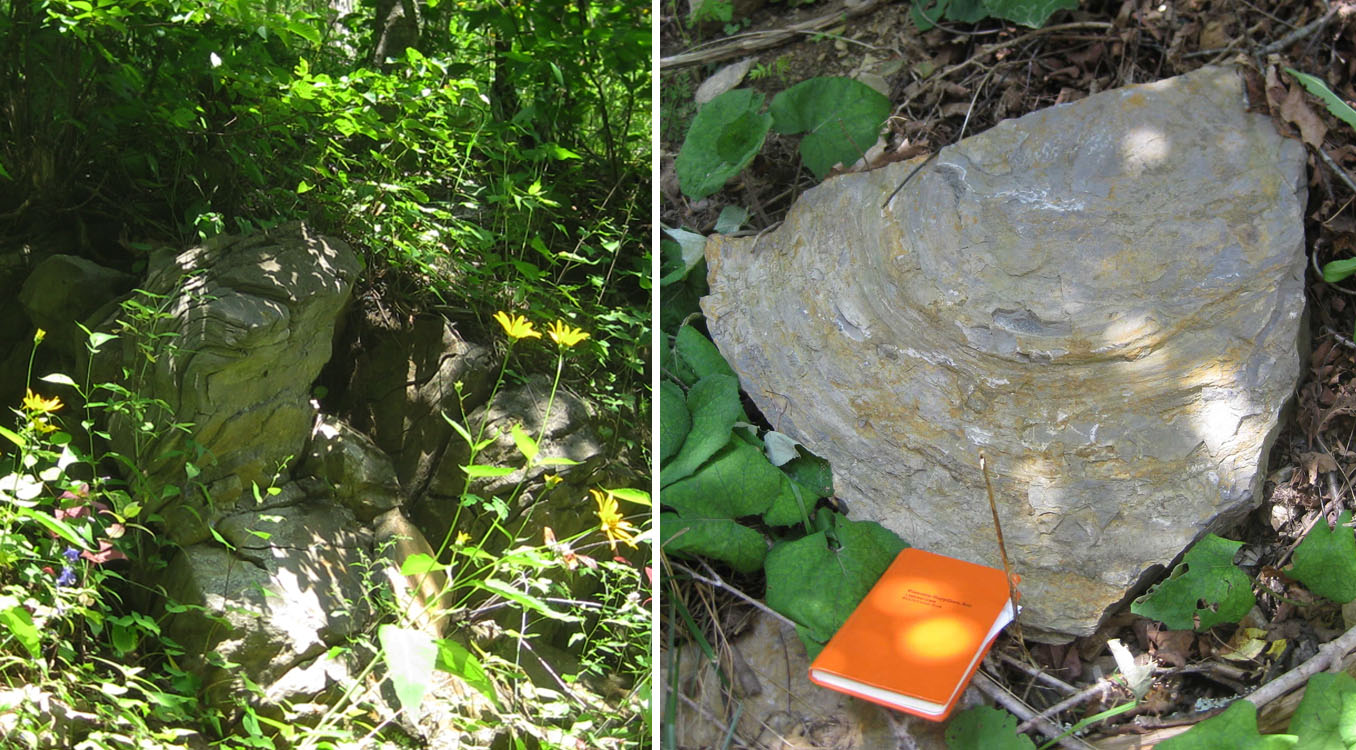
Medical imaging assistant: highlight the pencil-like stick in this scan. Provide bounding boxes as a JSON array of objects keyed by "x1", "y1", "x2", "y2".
[{"x1": 981, "y1": 453, "x2": 1029, "y2": 657}]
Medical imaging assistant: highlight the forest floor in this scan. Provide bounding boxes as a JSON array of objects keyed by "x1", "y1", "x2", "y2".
[{"x1": 660, "y1": 0, "x2": 1356, "y2": 747}]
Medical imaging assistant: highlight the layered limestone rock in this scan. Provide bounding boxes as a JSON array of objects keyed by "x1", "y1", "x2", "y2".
[
  {"x1": 702, "y1": 65, "x2": 1308, "y2": 637},
  {"x1": 101, "y1": 221, "x2": 360, "y2": 504}
]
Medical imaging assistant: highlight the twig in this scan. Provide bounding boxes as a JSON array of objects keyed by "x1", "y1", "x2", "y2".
[
  {"x1": 971, "y1": 671, "x2": 1094, "y2": 749},
  {"x1": 1316, "y1": 145, "x2": 1356, "y2": 197},
  {"x1": 1015, "y1": 678, "x2": 1119, "y2": 735},
  {"x1": 1243, "y1": 621, "x2": 1356, "y2": 708},
  {"x1": 660, "y1": 0, "x2": 889, "y2": 70},
  {"x1": 1256, "y1": 5, "x2": 1338, "y2": 56},
  {"x1": 992, "y1": 650, "x2": 1078, "y2": 694},
  {"x1": 672, "y1": 561, "x2": 801, "y2": 631},
  {"x1": 670, "y1": 688, "x2": 758, "y2": 748}
]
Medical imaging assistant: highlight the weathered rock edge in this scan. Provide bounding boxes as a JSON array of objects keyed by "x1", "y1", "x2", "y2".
[{"x1": 702, "y1": 65, "x2": 1308, "y2": 637}]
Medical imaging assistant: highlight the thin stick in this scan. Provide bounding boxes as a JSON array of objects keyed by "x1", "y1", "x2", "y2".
[
  {"x1": 992, "y1": 650, "x2": 1078, "y2": 695},
  {"x1": 673, "y1": 561, "x2": 801, "y2": 631},
  {"x1": 1244, "y1": 621, "x2": 1356, "y2": 708},
  {"x1": 659, "y1": 0, "x2": 889, "y2": 70},
  {"x1": 1015, "y1": 678, "x2": 1118, "y2": 734},
  {"x1": 1256, "y1": 5, "x2": 1338, "y2": 56},
  {"x1": 981, "y1": 453, "x2": 1028, "y2": 657},
  {"x1": 1316, "y1": 145, "x2": 1356, "y2": 197},
  {"x1": 971, "y1": 672, "x2": 1094, "y2": 749}
]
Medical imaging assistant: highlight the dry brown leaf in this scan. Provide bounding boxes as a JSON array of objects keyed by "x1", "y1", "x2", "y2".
[
  {"x1": 1199, "y1": 19, "x2": 1232, "y2": 50},
  {"x1": 1281, "y1": 83, "x2": 1329, "y2": 148},
  {"x1": 1298, "y1": 451, "x2": 1339, "y2": 484}
]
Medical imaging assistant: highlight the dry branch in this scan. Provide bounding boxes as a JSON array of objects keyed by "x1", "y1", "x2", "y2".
[{"x1": 660, "y1": 0, "x2": 888, "y2": 70}]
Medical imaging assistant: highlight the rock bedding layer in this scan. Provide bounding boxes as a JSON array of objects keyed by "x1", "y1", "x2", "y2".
[{"x1": 702, "y1": 65, "x2": 1308, "y2": 638}]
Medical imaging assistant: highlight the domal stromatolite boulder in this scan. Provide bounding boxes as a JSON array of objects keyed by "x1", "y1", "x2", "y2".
[{"x1": 702, "y1": 65, "x2": 1308, "y2": 638}]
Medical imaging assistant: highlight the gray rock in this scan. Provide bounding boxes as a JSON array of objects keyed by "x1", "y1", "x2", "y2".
[
  {"x1": 701, "y1": 66, "x2": 1308, "y2": 637},
  {"x1": 98, "y1": 222, "x2": 360, "y2": 501},
  {"x1": 303, "y1": 413, "x2": 402, "y2": 522},
  {"x1": 336, "y1": 315, "x2": 494, "y2": 494},
  {"x1": 159, "y1": 493, "x2": 373, "y2": 709},
  {"x1": 18, "y1": 254, "x2": 134, "y2": 356}
]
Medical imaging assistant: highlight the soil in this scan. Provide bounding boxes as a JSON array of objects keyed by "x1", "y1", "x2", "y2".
[{"x1": 660, "y1": 0, "x2": 1356, "y2": 746}]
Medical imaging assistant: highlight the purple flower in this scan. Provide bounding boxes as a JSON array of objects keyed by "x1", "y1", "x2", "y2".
[
  {"x1": 56, "y1": 567, "x2": 76, "y2": 587},
  {"x1": 62, "y1": 547, "x2": 80, "y2": 564}
]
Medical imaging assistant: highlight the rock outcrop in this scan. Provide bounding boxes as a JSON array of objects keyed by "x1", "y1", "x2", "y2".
[{"x1": 702, "y1": 65, "x2": 1308, "y2": 637}]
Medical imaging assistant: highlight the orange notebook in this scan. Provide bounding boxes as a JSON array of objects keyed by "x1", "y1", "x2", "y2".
[{"x1": 808, "y1": 547, "x2": 1015, "y2": 721}]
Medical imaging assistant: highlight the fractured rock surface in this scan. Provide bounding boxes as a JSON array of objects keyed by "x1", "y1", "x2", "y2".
[{"x1": 702, "y1": 65, "x2": 1308, "y2": 637}]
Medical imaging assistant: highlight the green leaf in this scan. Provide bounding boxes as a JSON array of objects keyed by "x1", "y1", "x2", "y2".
[
  {"x1": 660, "y1": 381, "x2": 690, "y2": 462},
  {"x1": 399, "y1": 553, "x2": 442, "y2": 576},
  {"x1": 39, "y1": 373, "x2": 77, "y2": 388},
  {"x1": 18, "y1": 508, "x2": 89, "y2": 549},
  {"x1": 714, "y1": 204, "x2": 748, "y2": 234},
  {"x1": 608, "y1": 487, "x2": 651, "y2": 507},
  {"x1": 378, "y1": 625, "x2": 438, "y2": 715},
  {"x1": 761, "y1": 475, "x2": 816, "y2": 528},
  {"x1": 0, "y1": 597, "x2": 41, "y2": 660},
  {"x1": 673, "y1": 324, "x2": 736, "y2": 384},
  {"x1": 675, "y1": 88, "x2": 772, "y2": 199},
  {"x1": 763, "y1": 430, "x2": 801, "y2": 466},
  {"x1": 1289, "y1": 672, "x2": 1356, "y2": 749},
  {"x1": 659, "y1": 227, "x2": 707, "y2": 286},
  {"x1": 1290, "y1": 510, "x2": 1356, "y2": 603},
  {"x1": 770, "y1": 77, "x2": 891, "y2": 180},
  {"x1": 462, "y1": 464, "x2": 516, "y2": 478},
  {"x1": 784, "y1": 452, "x2": 834, "y2": 498},
  {"x1": 1130, "y1": 534, "x2": 1255, "y2": 630},
  {"x1": 1157, "y1": 701, "x2": 1296, "y2": 750},
  {"x1": 434, "y1": 638, "x2": 498, "y2": 709},
  {"x1": 663, "y1": 436, "x2": 784, "y2": 519},
  {"x1": 1323, "y1": 259, "x2": 1356, "y2": 284},
  {"x1": 0, "y1": 425, "x2": 24, "y2": 450},
  {"x1": 1285, "y1": 69, "x2": 1356, "y2": 131},
  {"x1": 982, "y1": 0, "x2": 1078, "y2": 28},
  {"x1": 660, "y1": 374, "x2": 741, "y2": 487},
  {"x1": 764, "y1": 514, "x2": 908, "y2": 655},
  {"x1": 296, "y1": 180, "x2": 314, "y2": 194},
  {"x1": 472, "y1": 579, "x2": 579, "y2": 622},
  {"x1": 660, "y1": 512, "x2": 767, "y2": 573},
  {"x1": 944, "y1": 706, "x2": 1037, "y2": 750},
  {"x1": 510, "y1": 423, "x2": 539, "y2": 464}
]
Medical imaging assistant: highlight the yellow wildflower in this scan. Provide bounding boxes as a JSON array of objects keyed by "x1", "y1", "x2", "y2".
[
  {"x1": 547, "y1": 320, "x2": 589, "y2": 349},
  {"x1": 22, "y1": 389, "x2": 62, "y2": 415},
  {"x1": 492, "y1": 311, "x2": 541, "y2": 341},
  {"x1": 455, "y1": 531, "x2": 471, "y2": 546},
  {"x1": 33, "y1": 329, "x2": 46, "y2": 344},
  {"x1": 543, "y1": 473, "x2": 562, "y2": 489},
  {"x1": 591, "y1": 488, "x2": 638, "y2": 553}
]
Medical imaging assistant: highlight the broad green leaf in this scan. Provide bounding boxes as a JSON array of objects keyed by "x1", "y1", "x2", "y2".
[
  {"x1": 764, "y1": 514, "x2": 908, "y2": 655},
  {"x1": 461, "y1": 464, "x2": 515, "y2": 478},
  {"x1": 442, "y1": 413, "x2": 474, "y2": 446},
  {"x1": 1290, "y1": 510, "x2": 1356, "y2": 603},
  {"x1": 763, "y1": 430, "x2": 801, "y2": 466},
  {"x1": 944, "y1": 706, "x2": 1037, "y2": 750},
  {"x1": 0, "y1": 598, "x2": 41, "y2": 660},
  {"x1": 660, "y1": 374, "x2": 741, "y2": 487},
  {"x1": 675, "y1": 88, "x2": 772, "y2": 199},
  {"x1": 296, "y1": 180, "x2": 314, "y2": 194},
  {"x1": 660, "y1": 381, "x2": 691, "y2": 462},
  {"x1": 378, "y1": 625, "x2": 438, "y2": 715},
  {"x1": 1286, "y1": 69, "x2": 1356, "y2": 131},
  {"x1": 983, "y1": 0, "x2": 1078, "y2": 28},
  {"x1": 663, "y1": 436, "x2": 784, "y2": 519},
  {"x1": 1157, "y1": 700, "x2": 1296, "y2": 750},
  {"x1": 1290, "y1": 672, "x2": 1356, "y2": 749},
  {"x1": 761, "y1": 475, "x2": 816, "y2": 528},
  {"x1": 18, "y1": 508, "x2": 89, "y2": 549},
  {"x1": 1323, "y1": 258, "x2": 1356, "y2": 284},
  {"x1": 434, "y1": 638, "x2": 498, "y2": 708},
  {"x1": 510, "y1": 423, "x2": 539, "y2": 464},
  {"x1": 660, "y1": 227, "x2": 707, "y2": 286},
  {"x1": 399, "y1": 553, "x2": 442, "y2": 576},
  {"x1": 673, "y1": 325, "x2": 736, "y2": 384},
  {"x1": 1131, "y1": 534, "x2": 1255, "y2": 631},
  {"x1": 770, "y1": 77, "x2": 891, "y2": 180},
  {"x1": 714, "y1": 205, "x2": 748, "y2": 234},
  {"x1": 659, "y1": 512, "x2": 767, "y2": 573},
  {"x1": 784, "y1": 452, "x2": 834, "y2": 498}
]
